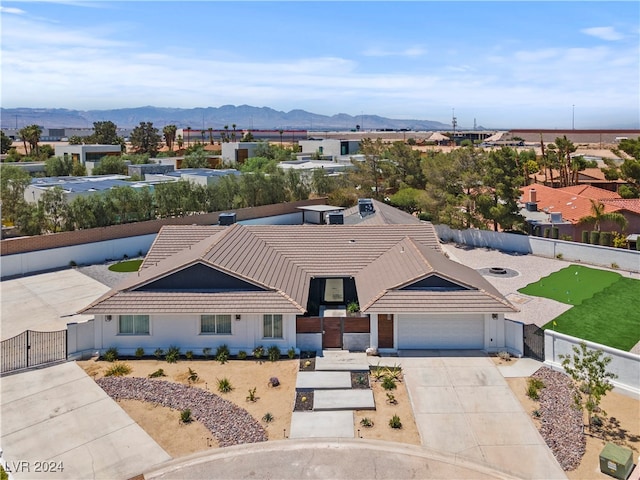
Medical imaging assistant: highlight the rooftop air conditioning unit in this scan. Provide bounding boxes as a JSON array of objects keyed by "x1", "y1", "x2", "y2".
[
  {"x1": 550, "y1": 212, "x2": 562, "y2": 224},
  {"x1": 327, "y1": 212, "x2": 344, "y2": 225},
  {"x1": 219, "y1": 212, "x2": 236, "y2": 226},
  {"x1": 358, "y1": 198, "x2": 375, "y2": 217}
]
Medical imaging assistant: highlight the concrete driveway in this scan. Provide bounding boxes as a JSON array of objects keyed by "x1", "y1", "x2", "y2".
[{"x1": 400, "y1": 351, "x2": 567, "y2": 480}]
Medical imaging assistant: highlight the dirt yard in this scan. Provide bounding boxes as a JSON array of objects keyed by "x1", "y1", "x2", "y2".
[
  {"x1": 506, "y1": 376, "x2": 640, "y2": 479},
  {"x1": 79, "y1": 355, "x2": 419, "y2": 457}
]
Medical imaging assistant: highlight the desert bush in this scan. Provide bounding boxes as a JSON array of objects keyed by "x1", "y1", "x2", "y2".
[
  {"x1": 253, "y1": 345, "x2": 265, "y2": 360},
  {"x1": 268, "y1": 345, "x2": 281, "y2": 362},
  {"x1": 382, "y1": 376, "x2": 397, "y2": 390},
  {"x1": 154, "y1": 348, "x2": 164, "y2": 359},
  {"x1": 104, "y1": 362, "x2": 131, "y2": 377},
  {"x1": 187, "y1": 368, "x2": 199, "y2": 384},
  {"x1": 135, "y1": 347, "x2": 145, "y2": 358},
  {"x1": 103, "y1": 346, "x2": 118, "y2": 362},
  {"x1": 149, "y1": 368, "x2": 166, "y2": 378},
  {"x1": 180, "y1": 408, "x2": 192, "y2": 423},
  {"x1": 498, "y1": 351, "x2": 511, "y2": 362},
  {"x1": 165, "y1": 345, "x2": 181, "y2": 363},
  {"x1": 202, "y1": 347, "x2": 212, "y2": 359},
  {"x1": 389, "y1": 414, "x2": 402, "y2": 429},
  {"x1": 215, "y1": 344, "x2": 230, "y2": 364},
  {"x1": 262, "y1": 412, "x2": 274, "y2": 423},
  {"x1": 237, "y1": 350, "x2": 248, "y2": 360},
  {"x1": 526, "y1": 377, "x2": 545, "y2": 400},
  {"x1": 360, "y1": 417, "x2": 374, "y2": 427},
  {"x1": 217, "y1": 377, "x2": 233, "y2": 393},
  {"x1": 287, "y1": 347, "x2": 296, "y2": 359},
  {"x1": 185, "y1": 350, "x2": 194, "y2": 360},
  {"x1": 246, "y1": 387, "x2": 258, "y2": 402}
]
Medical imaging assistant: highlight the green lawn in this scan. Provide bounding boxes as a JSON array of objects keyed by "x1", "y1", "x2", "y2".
[
  {"x1": 518, "y1": 265, "x2": 621, "y2": 305},
  {"x1": 108, "y1": 259, "x2": 143, "y2": 272},
  {"x1": 541, "y1": 277, "x2": 640, "y2": 351}
]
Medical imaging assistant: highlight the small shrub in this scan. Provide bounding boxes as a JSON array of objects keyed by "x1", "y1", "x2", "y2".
[
  {"x1": 355, "y1": 374, "x2": 368, "y2": 386},
  {"x1": 215, "y1": 344, "x2": 229, "y2": 364},
  {"x1": 497, "y1": 351, "x2": 511, "y2": 362},
  {"x1": 154, "y1": 348, "x2": 164, "y2": 359},
  {"x1": 551, "y1": 227, "x2": 559, "y2": 239},
  {"x1": 360, "y1": 417, "x2": 374, "y2": 428},
  {"x1": 581, "y1": 230, "x2": 589, "y2": 244},
  {"x1": 287, "y1": 347, "x2": 296, "y2": 359},
  {"x1": 103, "y1": 346, "x2": 118, "y2": 362},
  {"x1": 267, "y1": 345, "x2": 281, "y2": 362},
  {"x1": 246, "y1": 387, "x2": 258, "y2": 402},
  {"x1": 185, "y1": 350, "x2": 194, "y2": 360},
  {"x1": 69, "y1": 260, "x2": 77, "y2": 267},
  {"x1": 389, "y1": 414, "x2": 402, "y2": 429},
  {"x1": 532, "y1": 409, "x2": 541, "y2": 418},
  {"x1": 591, "y1": 415, "x2": 604, "y2": 428},
  {"x1": 165, "y1": 345, "x2": 181, "y2": 363},
  {"x1": 149, "y1": 368, "x2": 166, "y2": 378},
  {"x1": 269, "y1": 376, "x2": 280, "y2": 387},
  {"x1": 253, "y1": 345, "x2": 265, "y2": 360},
  {"x1": 135, "y1": 347, "x2": 145, "y2": 358},
  {"x1": 611, "y1": 262, "x2": 619, "y2": 269},
  {"x1": 187, "y1": 367, "x2": 199, "y2": 384},
  {"x1": 382, "y1": 376, "x2": 397, "y2": 391},
  {"x1": 104, "y1": 362, "x2": 131, "y2": 377},
  {"x1": 237, "y1": 350, "x2": 248, "y2": 360},
  {"x1": 202, "y1": 347, "x2": 212, "y2": 359},
  {"x1": 590, "y1": 231, "x2": 600, "y2": 245},
  {"x1": 384, "y1": 364, "x2": 402, "y2": 381},
  {"x1": 386, "y1": 392, "x2": 397, "y2": 405},
  {"x1": 556, "y1": 253, "x2": 563, "y2": 260},
  {"x1": 526, "y1": 377, "x2": 545, "y2": 400},
  {"x1": 217, "y1": 377, "x2": 233, "y2": 393},
  {"x1": 262, "y1": 412, "x2": 274, "y2": 423},
  {"x1": 180, "y1": 408, "x2": 192, "y2": 423},
  {"x1": 347, "y1": 301, "x2": 360, "y2": 313},
  {"x1": 371, "y1": 363, "x2": 386, "y2": 382},
  {"x1": 543, "y1": 228, "x2": 550, "y2": 238}
]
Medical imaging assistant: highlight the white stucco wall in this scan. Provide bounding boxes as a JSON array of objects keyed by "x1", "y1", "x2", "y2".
[
  {"x1": 67, "y1": 320, "x2": 96, "y2": 360},
  {"x1": 94, "y1": 313, "x2": 297, "y2": 356},
  {"x1": 504, "y1": 319, "x2": 524, "y2": 357}
]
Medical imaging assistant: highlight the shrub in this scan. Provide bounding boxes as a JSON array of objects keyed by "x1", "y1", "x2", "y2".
[
  {"x1": 355, "y1": 374, "x2": 368, "y2": 386},
  {"x1": 237, "y1": 350, "x2": 248, "y2": 360},
  {"x1": 165, "y1": 345, "x2": 181, "y2": 363},
  {"x1": 187, "y1": 368, "x2": 199, "y2": 384},
  {"x1": 389, "y1": 415, "x2": 402, "y2": 429},
  {"x1": 267, "y1": 345, "x2": 281, "y2": 362},
  {"x1": 384, "y1": 364, "x2": 402, "y2": 381},
  {"x1": 217, "y1": 377, "x2": 233, "y2": 393},
  {"x1": 498, "y1": 351, "x2": 511, "y2": 362},
  {"x1": 287, "y1": 347, "x2": 296, "y2": 359},
  {"x1": 69, "y1": 260, "x2": 77, "y2": 267},
  {"x1": 526, "y1": 377, "x2": 545, "y2": 400},
  {"x1": 253, "y1": 345, "x2": 265, "y2": 360},
  {"x1": 581, "y1": 231, "x2": 589, "y2": 244},
  {"x1": 262, "y1": 412, "x2": 274, "y2": 423},
  {"x1": 543, "y1": 228, "x2": 550, "y2": 238},
  {"x1": 371, "y1": 364, "x2": 386, "y2": 382},
  {"x1": 185, "y1": 350, "x2": 194, "y2": 360},
  {"x1": 246, "y1": 387, "x2": 258, "y2": 402},
  {"x1": 386, "y1": 392, "x2": 397, "y2": 405},
  {"x1": 269, "y1": 377, "x2": 280, "y2": 387},
  {"x1": 551, "y1": 227, "x2": 559, "y2": 239},
  {"x1": 600, "y1": 231, "x2": 612, "y2": 246},
  {"x1": 154, "y1": 348, "x2": 164, "y2": 360},
  {"x1": 532, "y1": 409, "x2": 541, "y2": 418},
  {"x1": 135, "y1": 347, "x2": 145, "y2": 358},
  {"x1": 360, "y1": 417, "x2": 374, "y2": 427},
  {"x1": 590, "y1": 231, "x2": 600, "y2": 245},
  {"x1": 202, "y1": 347, "x2": 212, "y2": 359},
  {"x1": 149, "y1": 368, "x2": 166, "y2": 378},
  {"x1": 556, "y1": 253, "x2": 563, "y2": 260},
  {"x1": 180, "y1": 408, "x2": 192, "y2": 423},
  {"x1": 215, "y1": 344, "x2": 230, "y2": 364},
  {"x1": 103, "y1": 346, "x2": 118, "y2": 362},
  {"x1": 611, "y1": 262, "x2": 619, "y2": 269},
  {"x1": 347, "y1": 301, "x2": 360, "y2": 313},
  {"x1": 104, "y1": 362, "x2": 131, "y2": 377},
  {"x1": 382, "y1": 376, "x2": 397, "y2": 390}
]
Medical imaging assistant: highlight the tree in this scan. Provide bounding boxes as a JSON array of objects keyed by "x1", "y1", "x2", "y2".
[
  {"x1": 89, "y1": 121, "x2": 124, "y2": 147},
  {"x1": 559, "y1": 342, "x2": 617, "y2": 432},
  {"x1": 1, "y1": 131, "x2": 13, "y2": 154},
  {"x1": 163, "y1": 125, "x2": 177, "y2": 152},
  {"x1": 1, "y1": 164, "x2": 31, "y2": 224},
  {"x1": 45, "y1": 156, "x2": 74, "y2": 176},
  {"x1": 18, "y1": 124, "x2": 42, "y2": 156},
  {"x1": 181, "y1": 146, "x2": 210, "y2": 169},
  {"x1": 91, "y1": 156, "x2": 128, "y2": 175},
  {"x1": 352, "y1": 138, "x2": 385, "y2": 198},
  {"x1": 40, "y1": 186, "x2": 67, "y2": 233},
  {"x1": 578, "y1": 199, "x2": 628, "y2": 232},
  {"x1": 389, "y1": 187, "x2": 427, "y2": 214},
  {"x1": 129, "y1": 122, "x2": 162, "y2": 156}
]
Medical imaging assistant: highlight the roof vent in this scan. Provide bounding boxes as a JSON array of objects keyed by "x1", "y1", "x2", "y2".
[
  {"x1": 550, "y1": 212, "x2": 562, "y2": 224},
  {"x1": 358, "y1": 198, "x2": 375, "y2": 217},
  {"x1": 219, "y1": 212, "x2": 236, "y2": 226},
  {"x1": 327, "y1": 212, "x2": 344, "y2": 225}
]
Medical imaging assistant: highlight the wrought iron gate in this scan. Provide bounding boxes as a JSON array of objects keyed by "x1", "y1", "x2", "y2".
[
  {"x1": 1, "y1": 329, "x2": 67, "y2": 374},
  {"x1": 523, "y1": 324, "x2": 545, "y2": 361}
]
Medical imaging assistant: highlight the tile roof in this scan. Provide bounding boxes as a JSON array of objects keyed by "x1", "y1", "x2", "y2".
[
  {"x1": 559, "y1": 185, "x2": 621, "y2": 199},
  {"x1": 82, "y1": 222, "x2": 516, "y2": 315},
  {"x1": 342, "y1": 199, "x2": 421, "y2": 225},
  {"x1": 602, "y1": 198, "x2": 640, "y2": 215}
]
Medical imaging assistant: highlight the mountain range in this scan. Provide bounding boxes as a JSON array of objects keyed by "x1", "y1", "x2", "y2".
[{"x1": 1, "y1": 105, "x2": 452, "y2": 131}]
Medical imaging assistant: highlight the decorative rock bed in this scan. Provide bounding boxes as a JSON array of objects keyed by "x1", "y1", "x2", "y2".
[
  {"x1": 532, "y1": 367, "x2": 586, "y2": 471},
  {"x1": 97, "y1": 377, "x2": 267, "y2": 447}
]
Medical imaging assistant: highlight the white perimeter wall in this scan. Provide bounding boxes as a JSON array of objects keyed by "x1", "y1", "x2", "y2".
[
  {"x1": 67, "y1": 320, "x2": 96, "y2": 360},
  {"x1": 435, "y1": 225, "x2": 640, "y2": 273},
  {"x1": 504, "y1": 319, "x2": 524, "y2": 358},
  {"x1": 93, "y1": 314, "x2": 298, "y2": 356},
  {"x1": 545, "y1": 330, "x2": 640, "y2": 398}
]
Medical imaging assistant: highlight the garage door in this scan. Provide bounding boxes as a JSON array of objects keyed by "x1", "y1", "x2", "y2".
[{"x1": 397, "y1": 314, "x2": 484, "y2": 349}]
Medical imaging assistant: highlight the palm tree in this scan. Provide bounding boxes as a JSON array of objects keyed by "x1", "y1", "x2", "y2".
[
  {"x1": 579, "y1": 199, "x2": 628, "y2": 232},
  {"x1": 185, "y1": 126, "x2": 191, "y2": 147},
  {"x1": 231, "y1": 124, "x2": 237, "y2": 143},
  {"x1": 208, "y1": 127, "x2": 214, "y2": 145}
]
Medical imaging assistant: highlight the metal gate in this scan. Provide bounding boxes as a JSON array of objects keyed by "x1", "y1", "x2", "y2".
[
  {"x1": 523, "y1": 324, "x2": 545, "y2": 361},
  {"x1": 1, "y1": 329, "x2": 67, "y2": 374}
]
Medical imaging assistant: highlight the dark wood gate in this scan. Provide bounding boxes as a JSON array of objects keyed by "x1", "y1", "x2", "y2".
[
  {"x1": 322, "y1": 317, "x2": 342, "y2": 349},
  {"x1": 1, "y1": 329, "x2": 67, "y2": 374},
  {"x1": 523, "y1": 324, "x2": 545, "y2": 361}
]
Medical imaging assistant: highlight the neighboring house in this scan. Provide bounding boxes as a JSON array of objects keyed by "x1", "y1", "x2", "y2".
[
  {"x1": 80, "y1": 205, "x2": 518, "y2": 356},
  {"x1": 529, "y1": 166, "x2": 626, "y2": 192},
  {"x1": 144, "y1": 168, "x2": 240, "y2": 186},
  {"x1": 25, "y1": 175, "x2": 131, "y2": 203},
  {"x1": 298, "y1": 139, "x2": 360, "y2": 160},
  {"x1": 221, "y1": 142, "x2": 262, "y2": 165},
  {"x1": 520, "y1": 184, "x2": 640, "y2": 240},
  {"x1": 54, "y1": 145, "x2": 123, "y2": 174}
]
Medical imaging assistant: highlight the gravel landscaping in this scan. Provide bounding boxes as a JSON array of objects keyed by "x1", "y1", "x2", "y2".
[
  {"x1": 97, "y1": 376, "x2": 267, "y2": 447},
  {"x1": 532, "y1": 367, "x2": 586, "y2": 471}
]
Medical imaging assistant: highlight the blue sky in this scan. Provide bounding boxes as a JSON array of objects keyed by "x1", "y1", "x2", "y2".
[{"x1": 1, "y1": 1, "x2": 639, "y2": 128}]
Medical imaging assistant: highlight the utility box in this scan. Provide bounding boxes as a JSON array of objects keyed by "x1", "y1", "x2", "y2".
[
  {"x1": 599, "y1": 443, "x2": 634, "y2": 480},
  {"x1": 219, "y1": 212, "x2": 236, "y2": 226}
]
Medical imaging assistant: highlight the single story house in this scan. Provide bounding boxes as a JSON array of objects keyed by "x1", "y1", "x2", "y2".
[{"x1": 81, "y1": 214, "x2": 518, "y2": 355}]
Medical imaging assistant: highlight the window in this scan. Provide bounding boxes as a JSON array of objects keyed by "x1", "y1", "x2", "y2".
[
  {"x1": 118, "y1": 315, "x2": 149, "y2": 335},
  {"x1": 263, "y1": 314, "x2": 283, "y2": 339},
  {"x1": 201, "y1": 314, "x2": 232, "y2": 335}
]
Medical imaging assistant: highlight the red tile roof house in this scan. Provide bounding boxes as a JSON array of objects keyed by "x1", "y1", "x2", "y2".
[
  {"x1": 520, "y1": 184, "x2": 640, "y2": 242},
  {"x1": 80, "y1": 209, "x2": 518, "y2": 356}
]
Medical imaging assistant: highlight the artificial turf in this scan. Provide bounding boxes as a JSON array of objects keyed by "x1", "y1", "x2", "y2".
[
  {"x1": 541, "y1": 277, "x2": 640, "y2": 351},
  {"x1": 518, "y1": 265, "x2": 621, "y2": 306},
  {"x1": 108, "y1": 259, "x2": 143, "y2": 272}
]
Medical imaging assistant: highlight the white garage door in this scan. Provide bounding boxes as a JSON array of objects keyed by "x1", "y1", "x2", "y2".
[{"x1": 398, "y1": 314, "x2": 484, "y2": 349}]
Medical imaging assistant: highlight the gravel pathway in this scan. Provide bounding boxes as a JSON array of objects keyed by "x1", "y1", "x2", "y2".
[
  {"x1": 532, "y1": 367, "x2": 585, "y2": 471},
  {"x1": 77, "y1": 260, "x2": 140, "y2": 288},
  {"x1": 97, "y1": 377, "x2": 267, "y2": 447}
]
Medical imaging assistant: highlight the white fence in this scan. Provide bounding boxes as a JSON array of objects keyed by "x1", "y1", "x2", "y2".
[
  {"x1": 504, "y1": 319, "x2": 524, "y2": 357},
  {"x1": 67, "y1": 320, "x2": 96, "y2": 360},
  {"x1": 435, "y1": 225, "x2": 640, "y2": 273},
  {"x1": 545, "y1": 330, "x2": 640, "y2": 398}
]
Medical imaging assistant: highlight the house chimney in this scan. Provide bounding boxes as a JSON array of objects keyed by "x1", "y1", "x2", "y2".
[{"x1": 529, "y1": 189, "x2": 537, "y2": 203}]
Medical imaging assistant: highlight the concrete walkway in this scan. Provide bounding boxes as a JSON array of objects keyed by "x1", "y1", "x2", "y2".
[{"x1": 0, "y1": 362, "x2": 171, "y2": 480}]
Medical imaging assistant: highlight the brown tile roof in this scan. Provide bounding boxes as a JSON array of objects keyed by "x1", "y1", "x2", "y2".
[
  {"x1": 601, "y1": 198, "x2": 640, "y2": 215},
  {"x1": 365, "y1": 290, "x2": 516, "y2": 313},
  {"x1": 559, "y1": 185, "x2": 621, "y2": 199},
  {"x1": 342, "y1": 199, "x2": 422, "y2": 225},
  {"x1": 82, "y1": 222, "x2": 515, "y2": 315}
]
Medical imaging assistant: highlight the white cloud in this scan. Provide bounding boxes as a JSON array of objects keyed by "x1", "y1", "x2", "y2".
[
  {"x1": 581, "y1": 26, "x2": 624, "y2": 41},
  {"x1": 0, "y1": 6, "x2": 26, "y2": 14},
  {"x1": 362, "y1": 45, "x2": 426, "y2": 57}
]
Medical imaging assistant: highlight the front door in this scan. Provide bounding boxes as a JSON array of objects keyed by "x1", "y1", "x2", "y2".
[
  {"x1": 322, "y1": 317, "x2": 342, "y2": 349},
  {"x1": 378, "y1": 314, "x2": 394, "y2": 349}
]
